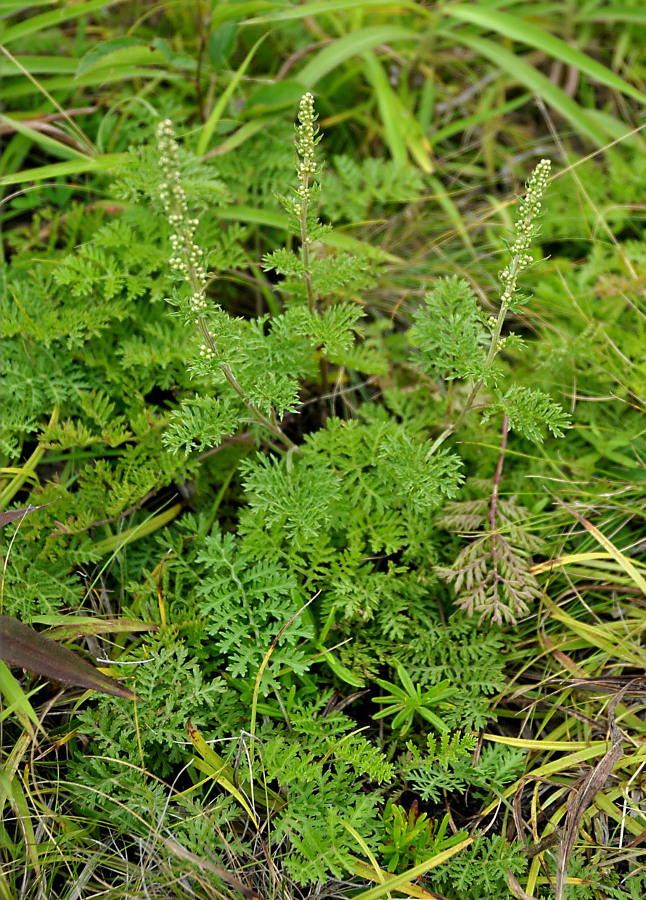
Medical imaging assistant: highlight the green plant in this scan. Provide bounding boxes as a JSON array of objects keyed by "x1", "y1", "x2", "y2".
[
  {"x1": 378, "y1": 799, "x2": 465, "y2": 873},
  {"x1": 3, "y1": 9, "x2": 646, "y2": 893},
  {"x1": 372, "y1": 665, "x2": 454, "y2": 736}
]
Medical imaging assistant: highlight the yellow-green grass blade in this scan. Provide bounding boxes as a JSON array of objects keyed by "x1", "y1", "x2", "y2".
[
  {"x1": 342, "y1": 821, "x2": 386, "y2": 888},
  {"x1": 211, "y1": 0, "x2": 278, "y2": 28},
  {"x1": 447, "y1": 5, "x2": 646, "y2": 105},
  {"x1": 187, "y1": 722, "x2": 259, "y2": 827},
  {"x1": 298, "y1": 26, "x2": 421, "y2": 88},
  {"x1": 0, "y1": 773, "x2": 40, "y2": 874},
  {"x1": 0, "y1": 661, "x2": 40, "y2": 734},
  {"x1": 0, "y1": 114, "x2": 88, "y2": 161},
  {"x1": 0, "y1": 56, "x2": 78, "y2": 75},
  {"x1": 362, "y1": 51, "x2": 407, "y2": 166},
  {"x1": 576, "y1": 7, "x2": 646, "y2": 24},
  {"x1": 531, "y1": 551, "x2": 646, "y2": 575},
  {"x1": 438, "y1": 31, "x2": 610, "y2": 148},
  {"x1": 352, "y1": 837, "x2": 474, "y2": 900},
  {"x1": 197, "y1": 33, "x2": 268, "y2": 157},
  {"x1": 1, "y1": 0, "x2": 59, "y2": 18},
  {"x1": 483, "y1": 734, "x2": 609, "y2": 752},
  {"x1": 215, "y1": 205, "x2": 403, "y2": 262},
  {"x1": 350, "y1": 856, "x2": 439, "y2": 898},
  {"x1": 0, "y1": 733, "x2": 32, "y2": 818},
  {"x1": 246, "y1": 0, "x2": 426, "y2": 23},
  {"x1": 0, "y1": 152, "x2": 125, "y2": 186},
  {"x1": 575, "y1": 514, "x2": 646, "y2": 595},
  {"x1": 1, "y1": 0, "x2": 122, "y2": 44},
  {"x1": 93, "y1": 502, "x2": 183, "y2": 555},
  {"x1": 1, "y1": 69, "x2": 185, "y2": 102},
  {"x1": 0, "y1": 405, "x2": 58, "y2": 509},
  {"x1": 431, "y1": 92, "x2": 531, "y2": 145},
  {"x1": 548, "y1": 606, "x2": 645, "y2": 667},
  {"x1": 75, "y1": 41, "x2": 178, "y2": 79}
]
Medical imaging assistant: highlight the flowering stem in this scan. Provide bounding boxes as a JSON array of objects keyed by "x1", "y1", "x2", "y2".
[
  {"x1": 427, "y1": 159, "x2": 551, "y2": 457},
  {"x1": 296, "y1": 92, "x2": 318, "y2": 316},
  {"x1": 157, "y1": 119, "x2": 299, "y2": 454},
  {"x1": 196, "y1": 319, "x2": 299, "y2": 452}
]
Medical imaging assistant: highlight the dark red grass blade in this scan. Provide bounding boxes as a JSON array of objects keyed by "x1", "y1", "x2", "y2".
[{"x1": 0, "y1": 614, "x2": 137, "y2": 700}]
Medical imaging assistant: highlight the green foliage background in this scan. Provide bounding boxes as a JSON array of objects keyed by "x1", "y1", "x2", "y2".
[{"x1": 1, "y1": 2, "x2": 646, "y2": 898}]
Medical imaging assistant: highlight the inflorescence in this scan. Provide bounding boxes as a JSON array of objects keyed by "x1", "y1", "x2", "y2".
[
  {"x1": 157, "y1": 119, "x2": 208, "y2": 316},
  {"x1": 498, "y1": 158, "x2": 551, "y2": 308},
  {"x1": 293, "y1": 92, "x2": 319, "y2": 218}
]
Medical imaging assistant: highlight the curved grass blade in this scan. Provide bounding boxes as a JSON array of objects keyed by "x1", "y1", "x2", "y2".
[
  {"x1": 0, "y1": 661, "x2": 40, "y2": 734},
  {"x1": 0, "y1": 114, "x2": 88, "y2": 161},
  {"x1": 197, "y1": 33, "x2": 268, "y2": 157},
  {"x1": 1, "y1": 0, "x2": 122, "y2": 44},
  {"x1": 298, "y1": 25, "x2": 420, "y2": 88},
  {"x1": 246, "y1": 0, "x2": 425, "y2": 23},
  {"x1": 362, "y1": 51, "x2": 407, "y2": 165},
  {"x1": 351, "y1": 836, "x2": 474, "y2": 900},
  {"x1": 438, "y1": 31, "x2": 609, "y2": 147},
  {"x1": 0, "y1": 152, "x2": 125, "y2": 186},
  {"x1": 447, "y1": 5, "x2": 646, "y2": 104}
]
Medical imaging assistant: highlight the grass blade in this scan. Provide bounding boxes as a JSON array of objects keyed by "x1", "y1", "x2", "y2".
[
  {"x1": 362, "y1": 51, "x2": 407, "y2": 165},
  {"x1": 298, "y1": 26, "x2": 420, "y2": 88},
  {"x1": 438, "y1": 31, "x2": 610, "y2": 147},
  {"x1": 447, "y1": 5, "x2": 646, "y2": 104},
  {"x1": 197, "y1": 33, "x2": 267, "y2": 157},
  {"x1": 0, "y1": 152, "x2": 125, "y2": 186},
  {"x1": 2, "y1": 0, "x2": 121, "y2": 44}
]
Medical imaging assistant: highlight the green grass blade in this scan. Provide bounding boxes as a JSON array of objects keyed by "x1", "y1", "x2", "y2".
[
  {"x1": 352, "y1": 837, "x2": 474, "y2": 900},
  {"x1": 215, "y1": 205, "x2": 402, "y2": 262},
  {"x1": 1, "y1": 0, "x2": 121, "y2": 44},
  {"x1": 447, "y1": 5, "x2": 646, "y2": 104},
  {"x1": 0, "y1": 56, "x2": 78, "y2": 76},
  {"x1": 430, "y1": 92, "x2": 531, "y2": 144},
  {"x1": 298, "y1": 26, "x2": 420, "y2": 88},
  {"x1": 438, "y1": 31, "x2": 609, "y2": 147},
  {"x1": 362, "y1": 52, "x2": 407, "y2": 165},
  {"x1": 576, "y1": 7, "x2": 646, "y2": 24},
  {"x1": 0, "y1": 114, "x2": 88, "y2": 161},
  {"x1": 76, "y1": 39, "x2": 174, "y2": 79},
  {"x1": 210, "y1": 0, "x2": 278, "y2": 28},
  {"x1": 0, "y1": 152, "x2": 125, "y2": 186},
  {"x1": 246, "y1": 0, "x2": 425, "y2": 22},
  {"x1": 0, "y1": 661, "x2": 40, "y2": 734},
  {"x1": 197, "y1": 33, "x2": 268, "y2": 157}
]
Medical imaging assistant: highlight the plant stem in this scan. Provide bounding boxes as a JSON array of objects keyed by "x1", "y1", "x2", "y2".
[
  {"x1": 0, "y1": 405, "x2": 60, "y2": 510},
  {"x1": 195, "y1": 318, "x2": 299, "y2": 453},
  {"x1": 427, "y1": 295, "x2": 509, "y2": 456},
  {"x1": 299, "y1": 178, "x2": 316, "y2": 315}
]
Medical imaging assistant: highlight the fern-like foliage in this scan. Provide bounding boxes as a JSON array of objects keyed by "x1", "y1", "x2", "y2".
[
  {"x1": 436, "y1": 493, "x2": 544, "y2": 624},
  {"x1": 485, "y1": 385, "x2": 571, "y2": 442},
  {"x1": 410, "y1": 276, "x2": 490, "y2": 381},
  {"x1": 195, "y1": 528, "x2": 314, "y2": 684}
]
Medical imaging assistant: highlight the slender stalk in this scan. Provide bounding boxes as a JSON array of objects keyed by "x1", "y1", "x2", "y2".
[
  {"x1": 157, "y1": 119, "x2": 298, "y2": 454},
  {"x1": 427, "y1": 159, "x2": 551, "y2": 455},
  {"x1": 295, "y1": 92, "x2": 318, "y2": 316},
  {"x1": 0, "y1": 405, "x2": 59, "y2": 510}
]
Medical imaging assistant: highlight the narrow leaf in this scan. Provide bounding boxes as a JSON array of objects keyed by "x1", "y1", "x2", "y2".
[
  {"x1": 447, "y1": 5, "x2": 646, "y2": 104},
  {"x1": 197, "y1": 33, "x2": 267, "y2": 157},
  {"x1": 0, "y1": 660, "x2": 40, "y2": 734},
  {"x1": 0, "y1": 503, "x2": 54, "y2": 528},
  {"x1": 439, "y1": 31, "x2": 609, "y2": 147},
  {"x1": 0, "y1": 615, "x2": 136, "y2": 700},
  {"x1": 2, "y1": 0, "x2": 121, "y2": 44},
  {"x1": 298, "y1": 26, "x2": 420, "y2": 88},
  {"x1": 0, "y1": 153, "x2": 125, "y2": 187}
]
